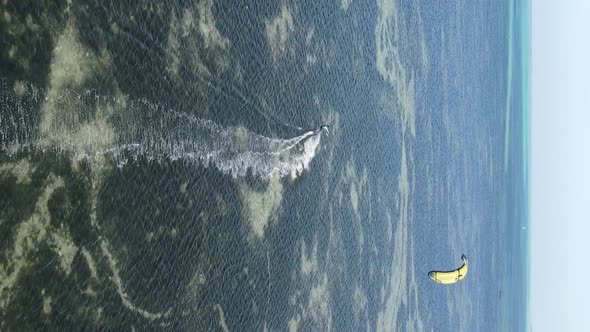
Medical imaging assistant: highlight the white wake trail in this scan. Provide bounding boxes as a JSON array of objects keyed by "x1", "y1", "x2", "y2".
[{"x1": 0, "y1": 81, "x2": 321, "y2": 180}]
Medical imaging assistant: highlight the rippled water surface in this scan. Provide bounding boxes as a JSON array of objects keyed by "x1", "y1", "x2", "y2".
[{"x1": 0, "y1": 0, "x2": 526, "y2": 330}]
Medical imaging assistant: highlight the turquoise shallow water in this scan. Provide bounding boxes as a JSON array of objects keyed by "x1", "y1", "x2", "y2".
[
  {"x1": 501, "y1": 0, "x2": 530, "y2": 329},
  {"x1": 520, "y1": 0, "x2": 531, "y2": 329},
  {"x1": 0, "y1": 0, "x2": 529, "y2": 330}
]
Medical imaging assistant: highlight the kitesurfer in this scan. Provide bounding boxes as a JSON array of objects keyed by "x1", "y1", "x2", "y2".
[{"x1": 318, "y1": 124, "x2": 330, "y2": 135}]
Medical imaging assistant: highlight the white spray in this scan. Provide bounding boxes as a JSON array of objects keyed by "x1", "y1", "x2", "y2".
[{"x1": 0, "y1": 81, "x2": 321, "y2": 180}]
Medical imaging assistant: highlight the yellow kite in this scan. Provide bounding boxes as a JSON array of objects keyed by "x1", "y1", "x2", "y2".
[{"x1": 428, "y1": 254, "x2": 468, "y2": 284}]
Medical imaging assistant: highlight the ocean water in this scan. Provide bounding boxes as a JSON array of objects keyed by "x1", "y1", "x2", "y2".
[{"x1": 0, "y1": 0, "x2": 529, "y2": 330}]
